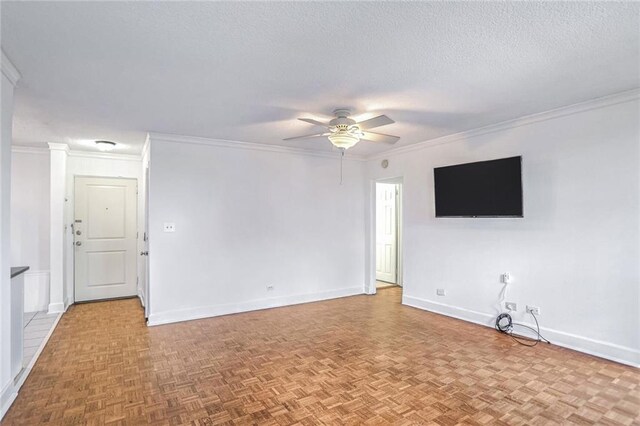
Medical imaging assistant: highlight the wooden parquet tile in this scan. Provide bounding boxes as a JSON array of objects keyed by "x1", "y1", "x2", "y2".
[{"x1": 2, "y1": 287, "x2": 639, "y2": 425}]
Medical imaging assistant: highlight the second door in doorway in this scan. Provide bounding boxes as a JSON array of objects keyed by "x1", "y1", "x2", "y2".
[{"x1": 376, "y1": 183, "x2": 397, "y2": 283}]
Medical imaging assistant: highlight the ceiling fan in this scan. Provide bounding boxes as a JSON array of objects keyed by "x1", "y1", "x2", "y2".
[{"x1": 284, "y1": 109, "x2": 400, "y2": 150}]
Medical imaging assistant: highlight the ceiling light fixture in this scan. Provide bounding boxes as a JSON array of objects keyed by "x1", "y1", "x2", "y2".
[
  {"x1": 284, "y1": 108, "x2": 399, "y2": 150},
  {"x1": 327, "y1": 124, "x2": 362, "y2": 150},
  {"x1": 95, "y1": 140, "x2": 116, "y2": 152}
]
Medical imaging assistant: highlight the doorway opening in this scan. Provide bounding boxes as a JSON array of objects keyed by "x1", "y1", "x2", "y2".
[{"x1": 375, "y1": 179, "x2": 402, "y2": 292}]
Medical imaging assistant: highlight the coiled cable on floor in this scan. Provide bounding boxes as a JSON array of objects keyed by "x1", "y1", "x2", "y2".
[{"x1": 495, "y1": 312, "x2": 551, "y2": 347}]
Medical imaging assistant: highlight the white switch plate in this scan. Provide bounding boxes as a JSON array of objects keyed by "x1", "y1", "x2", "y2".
[
  {"x1": 436, "y1": 288, "x2": 446, "y2": 296},
  {"x1": 163, "y1": 223, "x2": 176, "y2": 232}
]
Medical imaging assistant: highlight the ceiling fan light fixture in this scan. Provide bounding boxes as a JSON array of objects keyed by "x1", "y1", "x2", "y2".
[
  {"x1": 328, "y1": 131, "x2": 360, "y2": 149},
  {"x1": 285, "y1": 109, "x2": 398, "y2": 148},
  {"x1": 95, "y1": 140, "x2": 116, "y2": 152}
]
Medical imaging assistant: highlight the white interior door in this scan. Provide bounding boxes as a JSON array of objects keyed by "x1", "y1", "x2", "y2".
[
  {"x1": 74, "y1": 177, "x2": 138, "y2": 302},
  {"x1": 376, "y1": 183, "x2": 397, "y2": 283},
  {"x1": 143, "y1": 166, "x2": 150, "y2": 318}
]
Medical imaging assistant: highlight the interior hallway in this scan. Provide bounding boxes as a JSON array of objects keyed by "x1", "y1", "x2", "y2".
[{"x1": 3, "y1": 287, "x2": 638, "y2": 425}]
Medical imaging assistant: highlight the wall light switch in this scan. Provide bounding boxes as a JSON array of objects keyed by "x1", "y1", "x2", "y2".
[{"x1": 163, "y1": 223, "x2": 176, "y2": 232}]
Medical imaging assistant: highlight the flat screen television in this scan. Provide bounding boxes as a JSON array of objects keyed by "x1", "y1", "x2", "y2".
[{"x1": 434, "y1": 156, "x2": 523, "y2": 217}]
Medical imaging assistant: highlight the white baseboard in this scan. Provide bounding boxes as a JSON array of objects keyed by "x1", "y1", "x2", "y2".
[
  {"x1": 0, "y1": 380, "x2": 18, "y2": 420},
  {"x1": 0, "y1": 312, "x2": 63, "y2": 421},
  {"x1": 23, "y1": 271, "x2": 50, "y2": 313},
  {"x1": 47, "y1": 302, "x2": 65, "y2": 314},
  {"x1": 403, "y1": 295, "x2": 640, "y2": 368},
  {"x1": 148, "y1": 286, "x2": 363, "y2": 326},
  {"x1": 14, "y1": 313, "x2": 63, "y2": 389}
]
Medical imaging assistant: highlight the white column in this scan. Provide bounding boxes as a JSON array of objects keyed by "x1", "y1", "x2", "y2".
[
  {"x1": 0, "y1": 50, "x2": 21, "y2": 418},
  {"x1": 48, "y1": 143, "x2": 68, "y2": 313}
]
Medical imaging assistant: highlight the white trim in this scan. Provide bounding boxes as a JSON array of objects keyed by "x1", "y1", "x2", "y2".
[
  {"x1": 47, "y1": 302, "x2": 65, "y2": 314},
  {"x1": 14, "y1": 144, "x2": 142, "y2": 161},
  {"x1": 1, "y1": 50, "x2": 21, "y2": 86},
  {"x1": 67, "y1": 150, "x2": 141, "y2": 162},
  {"x1": 148, "y1": 286, "x2": 363, "y2": 326},
  {"x1": 45, "y1": 143, "x2": 140, "y2": 161},
  {"x1": 403, "y1": 295, "x2": 640, "y2": 368},
  {"x1": 0, "y1": 380, "x2": 17, "y2": 420},
  {"x1": 148, "y1": 132, "x2": 366, "y2": 162},
  {"x1": 11, "y1": 146, "x2": 49, "y2": 155},
  {"x1": 47, "y1": 143, "x2": 70, "y2": 153},
  {"x1": 141, "y1": 134, "x2": 150, "y2": 159},
  {"x1": 1, "y1": 312, "x2": 62, "y2": 420},
  {"x1": 13, "y1": 313, "x2": 62, "y2": 391},
  {"x1": 364, "y1": 180, "x2": 377, "y2": 295},
  {"x1": 368, "y1": 88, "x2": 640, "y2": 160}
]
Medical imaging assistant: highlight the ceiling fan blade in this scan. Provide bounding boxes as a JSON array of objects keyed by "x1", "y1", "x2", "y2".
[
  {"x1": 356, "y1": 115, "x2": 395, "y2": 130},
  {"x1": 299, "y1": 118, "x2": 330, "y2": 128},
  {"x1": 360, "y1": 131, "x2": 400, "y2": 144},
  {"x1": 283, "y1": 132, "x2": 330, "y2": 141}
]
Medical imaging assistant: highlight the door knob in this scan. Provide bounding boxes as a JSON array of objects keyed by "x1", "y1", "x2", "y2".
[
  {"x1": 76, "y1": 230, "x2": 82, "y2": 235},
  {"x1": 75, "y1": 241, "x2": 82, "y2": 246}
]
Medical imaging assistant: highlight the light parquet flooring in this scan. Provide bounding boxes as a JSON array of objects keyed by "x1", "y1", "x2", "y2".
[{"x1": 2, "y1": 288, "x2": 639, "y2": 425}]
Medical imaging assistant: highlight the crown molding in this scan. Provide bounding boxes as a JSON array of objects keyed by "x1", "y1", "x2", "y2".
[
  {"x1": 147, "y1": 132, "x2": 366, "y2": 162},
  {"x1": 47, "y1": 143, "x2": 70, "y2": 153},
  {"x1": 368, "y1": 88, "x2": 640, "y2": 161},
  {"x1": 11, "y1": 146, "x2": 49, "y2": 155},
  {"x1": 44, "y1": 142, "x2": 141, "y2": 161},
  {"x1": 67, "y1": 150, "x2": 141, "y2": 162},
  {"x1": 1, "y1": 50, "x2": 21, "y2": 86}
]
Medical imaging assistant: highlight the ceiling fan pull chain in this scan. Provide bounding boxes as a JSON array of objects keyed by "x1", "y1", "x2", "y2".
[{"x1": 340, "y1": 148, "x2": 345, "y2": 185}]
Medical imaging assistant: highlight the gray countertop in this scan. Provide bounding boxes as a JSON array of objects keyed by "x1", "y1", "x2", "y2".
[{"x1": 10, "y1": 266, "x2": 29, "y2": 278}]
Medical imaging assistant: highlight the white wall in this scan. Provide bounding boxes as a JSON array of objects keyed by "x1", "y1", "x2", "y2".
[
  {"x1": 147, "y1": 136, "x2": 366, "y2": 325},
  {"x1": 367, "y1": 96, "x2": 640, "y2": 366},
  {"x1": 0, "y1": 50, "x2": 20, "y2": 419},
  {"x1": 62, "y1": 153, "x2": 143, "y2": 306},
  {"x1": 11, "y1": 150, "x2": 50, "y2": 311}
]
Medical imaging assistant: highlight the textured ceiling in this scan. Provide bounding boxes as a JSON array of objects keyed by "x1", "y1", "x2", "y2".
[{"x1": 2, "y1": 1, "x2": 639, "y2": 156}]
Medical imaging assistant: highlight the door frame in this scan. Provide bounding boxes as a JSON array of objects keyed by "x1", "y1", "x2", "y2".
[
  {"x1": 72, "y1": 175, "x2": 139, "y2": 303},
  {"x1": 143, "y1": 165, "x2": 150, "y2": 319},
  {"x1": 366, "y1": 176, "x2": 403, "y2": 295}
]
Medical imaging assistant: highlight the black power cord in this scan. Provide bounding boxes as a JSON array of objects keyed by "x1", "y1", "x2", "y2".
[{"x1": 495, "y1": 312, "x2": 551, "y2": 347}]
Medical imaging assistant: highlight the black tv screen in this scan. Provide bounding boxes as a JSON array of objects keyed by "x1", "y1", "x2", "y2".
[{"x1": 434, "y1": 156, "x2": 523, "y2": 217}]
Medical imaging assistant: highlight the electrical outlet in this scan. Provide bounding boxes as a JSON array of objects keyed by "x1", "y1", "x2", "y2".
[
  {"x1": 526, "y1": 305, "x2": 541, "y2": 315},
  {"x1": 505, "y1": 302, "x2": 517, "y2": 311},
  {"x1": 266, "y1": 285, "x2": 274, "y2": 291},
  {"x1": 501, "y1": 273, "x2": 511, "y2": 284},
  {"x1": 163, "y1": 222, "x2": 176, "y2": 232},
  {"x1": 436, "y1": 288, "x2": 446, "y2": 296}
]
